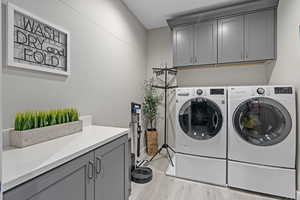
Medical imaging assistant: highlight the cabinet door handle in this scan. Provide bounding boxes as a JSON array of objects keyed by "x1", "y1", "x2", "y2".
[
  {"x1": 190, "y1": 57, "x2": 193, "y2": 63},
  {"x1": 96, "y1": 157, "x2": 103, "y2": 175},
  {"x1": 194, "y1": 56, "x2": 198, "y2": 63},
  {"x1": 88, "y1": 161, "x2": 94, "y2": 179}
]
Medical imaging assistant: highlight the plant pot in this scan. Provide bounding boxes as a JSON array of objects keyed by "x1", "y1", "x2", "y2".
[
  {"x1": 145, "y1": 129, "x2": 158, "y2": 156},
  {"x1": 10, "y1": 120, "x2": 83, "y2": 148}
]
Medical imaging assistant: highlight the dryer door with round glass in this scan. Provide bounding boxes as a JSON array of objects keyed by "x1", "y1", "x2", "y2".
[
  {"x1": 179, "y1": 98, "x2": 223, "y2": 140},
  {"x1": 233, "y1": 97, "x2": 292, "y2": 146}
]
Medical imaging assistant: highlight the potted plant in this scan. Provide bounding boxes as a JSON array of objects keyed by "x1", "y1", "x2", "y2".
[
  {"x1": 143, "y1": 79, "x2": 160, "y2": 156},
  {"x1": 10, "y1": 108, "x2": 82, "y2": 148}
]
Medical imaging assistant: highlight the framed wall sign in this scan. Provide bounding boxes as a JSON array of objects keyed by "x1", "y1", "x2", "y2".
[{"x1": 7, "y1": 3, "x2": 70, "y2": 76}]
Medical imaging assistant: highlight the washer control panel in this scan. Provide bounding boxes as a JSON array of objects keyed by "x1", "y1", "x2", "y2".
[{"x1": 177, "y1": 92, "x2": 189, "y2": 96}]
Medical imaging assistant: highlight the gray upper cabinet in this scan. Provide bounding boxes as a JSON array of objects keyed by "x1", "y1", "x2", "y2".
[
  {"x1": 94, "y1": 136, "x2": 128, "y2": 200},
  {"x1": 173, "y1": 25, "x2": 194, "y2": 67},
  {"x1": 244, "y1": 9, "x2": 275, "y2": 61},
  {"x1": 218, "y1": 15, "x2": 244, "y2": 63},
  {"x1": 4, "y1": 135, "x2": 129, "y2": 200},
  {"x1": 170, "y1": 0, "x2": 278, "y2": 67},
  {"x1": 194, "y1": 20, "x2": 218, "y2": 65},
  {"x1": 4, "y1": 152, "x2": 95, "y2": 200}
]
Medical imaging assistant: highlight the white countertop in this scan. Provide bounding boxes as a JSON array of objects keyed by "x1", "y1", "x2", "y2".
[{"x1": 2, "y1": 125, "x2": 128, "y2": 192}]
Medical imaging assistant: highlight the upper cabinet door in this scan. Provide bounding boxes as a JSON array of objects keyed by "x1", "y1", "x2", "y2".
[
  {"x1": 218, "y1": 15, "x2": 244, "y2": 63},
  {"x1": 173, "y1": 25, "x2": 194, "y2": 67},
  {"x1": 194, "y1": 20, "x2": 218, "y2": 65},
  {"x1": 245, "y1": 9, "x2": 275, "y2": 61}
]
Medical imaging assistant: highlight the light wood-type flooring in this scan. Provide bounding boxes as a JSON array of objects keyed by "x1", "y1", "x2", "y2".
[{"x1": 129, "y1": 153, "x2": 284, "y2": 200}]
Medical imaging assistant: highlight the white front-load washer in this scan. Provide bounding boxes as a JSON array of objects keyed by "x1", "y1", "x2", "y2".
[
  {"x1": 228, "y1": 86, "x2": 296, "y2": 199},
  {"x1": 175, "y1": 87, "x2": 227, "y2": 186}
]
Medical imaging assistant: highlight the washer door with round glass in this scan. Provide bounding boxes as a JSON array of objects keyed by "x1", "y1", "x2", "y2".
[
  {"x1": 179, "y1": 98, "x2": 223, "y2": 141},
  {"x1": 233, "y1": 97, "x2": 292, "y2": 146}
]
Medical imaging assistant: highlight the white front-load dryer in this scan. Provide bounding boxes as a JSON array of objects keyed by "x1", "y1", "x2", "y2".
[
  {"x1": 175, "y1": 87, "x2": 227, "y2": 186},
  {"x1": 228, "y1": 86, "x2": 296, "y2": 199}
]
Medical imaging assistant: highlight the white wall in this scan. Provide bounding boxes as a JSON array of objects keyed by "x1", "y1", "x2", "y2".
[
  {"x1": 1, "y1": 0, "x2": 147, "y2": 129},
  {"x1": 146, "y1": 27, "x2": 176, "y2": 147},
  {"x1": 146, "y1": 27, "x2": 270, "y2": 148},
  {"x1": 268, "y1": 0, "x2": 300, "y2": 190}
]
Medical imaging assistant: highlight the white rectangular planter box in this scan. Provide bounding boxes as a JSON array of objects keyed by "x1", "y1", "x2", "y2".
[{"x1": 10, "y1": 120, "x2": 83, "y2": 148}]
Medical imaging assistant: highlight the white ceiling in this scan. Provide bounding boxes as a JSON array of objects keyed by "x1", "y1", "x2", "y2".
[{"x1": 122, "y1": 0, "x2": 250, "y2": 29}]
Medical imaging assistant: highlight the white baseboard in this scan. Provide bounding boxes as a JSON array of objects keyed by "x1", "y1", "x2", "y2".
[
  {"x1": 135, "y1": 147, "x2": 147, "y2": 166},
  {"x1": 297, "y1": 191, "x2": 300, "y2": 200},
  {"x1": 138, "y1": 147, "x2": 147, "y2": 160}
]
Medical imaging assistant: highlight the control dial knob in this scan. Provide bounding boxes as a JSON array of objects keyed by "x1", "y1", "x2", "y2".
[
  {"x1": 197, "y1": 89, "x2": 203, "y2": 95},
  {"x1": 257, "y1": 88, "x2": 265, "y2": 95}
]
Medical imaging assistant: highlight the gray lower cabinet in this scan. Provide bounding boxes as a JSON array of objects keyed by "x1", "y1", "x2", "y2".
[
  {"x1": 4, "y1": 152, "x2": 94, "y2": 200},
  {"x1": 3, "y1": 135, "x2": 128, "y2": 200},
  {"x1": 244, "y1": 9, "x2": 275, "y2": 61},
  {"x1": 194, "y1": 20, "x2": 218, "y2": 65},
  {"x1": 218, "y1": 15, "x2": 244, "y2": 63},
  {"x1": 173, "y1": 25, "x2": 194, "y2": 67},
  {"x1": 94, "y1": 136, "x2": 128, "y2": 200}
]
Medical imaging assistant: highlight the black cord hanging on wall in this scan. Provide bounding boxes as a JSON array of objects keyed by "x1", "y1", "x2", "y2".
[{"x1": 147, "y1": 64, "x2": 178, "y2": 166}]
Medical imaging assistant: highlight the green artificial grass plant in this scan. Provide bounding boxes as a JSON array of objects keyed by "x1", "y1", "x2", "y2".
[{"x1": 14, "y1": 108, "x2": 79, "y2": 131}]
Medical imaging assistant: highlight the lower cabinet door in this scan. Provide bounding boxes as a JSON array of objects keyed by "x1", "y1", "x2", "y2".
[
  {"x1": 94, "y1": 136, "x2": 128, "y2": 200},
  {"x1": 4, "y1": 152, "x2": 94, "y2": 200}
]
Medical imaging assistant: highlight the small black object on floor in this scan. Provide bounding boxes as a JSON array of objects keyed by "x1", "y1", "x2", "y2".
[
  {"x1": 131, "y1": 167, "x2": 153, "y2": 184},
  {"x1": 131, "y1": 153, "x2": 152, "y2": 184}
]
